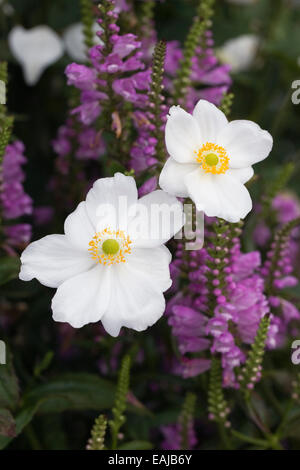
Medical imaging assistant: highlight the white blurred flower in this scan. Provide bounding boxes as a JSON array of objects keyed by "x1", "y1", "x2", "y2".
[
  {"x1": 63, "y1": 22, "x2": 102, "y2": 62},
  {"x1": 19, "y1": 174, "x2": 184, "y2": 336},
  {"x1": 218, "y1": 34, "x2": 260, "y2": 73},
  {"x1": 0, "y1": 0, "x2": 14, "y2": 16},
  {"x1": 8, "y1": 25, "x2": 64, "y2": 85},
  {"x1": 159, "y1": 99, "x2": 273, "y2": 223}
]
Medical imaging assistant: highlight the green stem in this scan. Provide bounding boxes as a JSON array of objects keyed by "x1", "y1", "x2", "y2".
[
  {"x1": 24, "y1": 424, "x2": 42, "y2": 450},
  {"x1": 246, "y1": 399, "x2": 270, "y2": 436},
  {"x1": 275, "y1": 399, "x2": 294, "y2": 439},
  {"x1": 262, "y1": 380, "x2": 284, "y2": 418},
  {"x1": 218, "y1": 423, "x2": 233, "y2": 450},
  {"x1": 231, "y1": 429, "x2": 269, "y2": 448}
]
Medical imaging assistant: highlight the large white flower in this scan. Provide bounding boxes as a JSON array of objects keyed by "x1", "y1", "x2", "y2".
[
  {"x1": 63, "y1": 22, "x2": 103, "y2": 63},
  {"x1": 8, "y1": 25, "x2": 64, "y2": 85},
  {"x1": 19, "y1": 174, "x2": 183, "y2": 336},
  {"x1": 159, "y1": 99, "x2": 273, "y2": 223}
]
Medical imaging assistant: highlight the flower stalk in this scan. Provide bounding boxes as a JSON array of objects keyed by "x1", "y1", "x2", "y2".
[
  {"x1": 148, "y1": 40, "x2": 166, "y2": 164},
  {"x1": 0, "y1": 61, "x2": 13, "y2": 231},
  {"x1": 239, "y1": 314, "x2": 270, "y2": 399},
  {"x1": 173, "y1": 0, "x2": 215, "y2": 104},
  {"x1": 87, "y1": 414, "x2": 107, "y2": 450},
  {"x1": 265, "y1": 217, "x2": 300, "y2": 295},
  {"x1": 219, "y1": 92, "x2": 234, "y2": 116},
  {"x1": 208, "y1": 357, "x2": 231, "y2": 426},
  {"x1": 80, "y1": 0, "x2": 95, "y2": 53},
  {"x1": 206, "y1": 219, "x2": 231, "y2": 314},
  {"x1": 179, "y1": 392, "x2": 196, "y2": 450},
  {"x1": 109, "y1": 355, "x2": 131, "y2": 450},
  {"x1": 208, "y1": 357, "x2": 232, "y2": 449}
]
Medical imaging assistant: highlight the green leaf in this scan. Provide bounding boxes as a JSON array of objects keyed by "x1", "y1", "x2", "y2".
[
  {"x1": 0, "y1": 351, "x2": 19, "y2": 410},
  {"x1": 0, "y1": 257, "x2": 21, "y2": 286},
  {"x1": 23, "y1": 373, "x2": 116, "y2": 413},
  {"x1": 250, "y1": 393, "x2": 272, "y2": 429},
  {"x1": 34, "y1": 351, "x2": 54, "y2": 378},
  {"x1": 118, "y1": 440, "x2": 153, "y2": 450},
  {"x1": 283, "y1": 419, "x2": 300, "y2": 440},
  {"x1": 108, "y1": 160, "x2": 126, "y2": 176},
  {"x1": 127, "y1": 391, "x2": 153, "y2": 417},
  {"x1": 149, "y1": 409, "x2": 181, "y2": 427},
  {"x1": 0, "y1": 403, "x2": 40, "y2": 449},
  {"x1": 0, "y1": 409, "x2": 16, "y2": 437}
]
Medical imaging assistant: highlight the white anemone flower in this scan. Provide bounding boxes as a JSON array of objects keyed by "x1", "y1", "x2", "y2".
[
  {"x1": 218, "y1": 35, "x2": 260, "y2": 73},
  {"x1": 19, "y1": 174, "x2": 184, "y2": 336},
  {"x1": 159, "y1": 99, "x2": 273, "y2": 223},
  {"x1": 63, "y1": 22, "x2": 103, "y2": 63},
  {"x1": 8, "y1": 25, "x2": 64, "y2": 85}
]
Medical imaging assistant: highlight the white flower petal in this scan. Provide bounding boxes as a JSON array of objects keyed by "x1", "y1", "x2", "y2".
[
  {"x1": 129, "y1": 245, "x2": 172, "y2": 292},
  {"x1": 216, "y1": 173, "x2": 252, "y2": 221},
  {"x1": 64, "y1": 201, "x2": 95, "y2": 251},
  {"x1": 217, "y1": 120, "x2": 273, "y2": 168},
  {"x1": 19, "y1": 234, "x2": 94, "y2": 288},
  {"x1": 85, "y1": 173, "x2": 138, "y2": 232},
  {"x1": 185, "y1": 169, "x2": 221, "y2": 218},
  {"x1": 128, "y1": 190, "x2": 184, "y2": 248},
  {"x1": 159, "y1": 157, "x2": 198, "y2": 197},
  {"x1": 185, "y1": 168, "x2": 252, "y2": 222},
  {"x1": 52, "y1": 264, "x2": 111, "y2": 328},
  {"x1": 227, "y1": 166, "x2": 254, "y2": 184},
  {"x1": 63, "y1": 22, "x2": 103, "y2": 62},
  {"x1": 165, "y1": 105, "x2": 201, "y2": 163},
  {"x1": 8, "y1": 25, "x2": 64, "y2": 85},
  {"x1": 193, "y1": 99, "x2": 228, "y2": 142},
  {"x1": 101, "y1": 260, "x2": 167, "y2": 337}
]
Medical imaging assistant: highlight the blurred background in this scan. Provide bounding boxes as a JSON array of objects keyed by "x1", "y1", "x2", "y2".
[
  {"x1": 1, "y1": 0, "x2": 300, "y2": 206},
  {"x1": 1, "y1": 0, "x2": 300, "y2": 450}
]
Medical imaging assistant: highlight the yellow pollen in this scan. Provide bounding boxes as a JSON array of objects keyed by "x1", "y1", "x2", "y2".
[
  {"x1": 195, "y1": 142, "x2": 229, "y2": 175},
  {"x1": 88, "y1": 228, "x2": 132, "y2": 265}
]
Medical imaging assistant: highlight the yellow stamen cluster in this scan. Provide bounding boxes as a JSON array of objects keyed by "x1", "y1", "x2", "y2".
[
  {"x1": 88, "y1": 228, "x2": 132, "y2": 265},
  {"x1": 195, "y1": 142, "x2": 229, "y2": 175}
]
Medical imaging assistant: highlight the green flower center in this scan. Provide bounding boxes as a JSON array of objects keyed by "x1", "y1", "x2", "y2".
[
  {"x1": 102, "y1": 239, "x2": 120, "y2": 255},
  {"x1": 205, "y1": 153, "x2": 219, "y2": 167}
]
